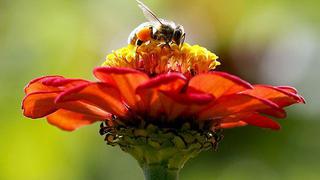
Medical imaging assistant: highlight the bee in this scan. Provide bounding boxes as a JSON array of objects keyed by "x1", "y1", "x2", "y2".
[{"x1": 128, "y1": 0, "x2": 186, "y2": 47}]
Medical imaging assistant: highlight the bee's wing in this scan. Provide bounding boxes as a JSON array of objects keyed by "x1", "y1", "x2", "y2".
[{"x1": 136, "y1": 0, "x2": 163, "y2": 25}]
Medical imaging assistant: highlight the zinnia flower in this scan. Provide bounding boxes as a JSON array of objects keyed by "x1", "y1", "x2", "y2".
[{"x1": 22, "y1": 41, "x2": 304, "y2": 179}]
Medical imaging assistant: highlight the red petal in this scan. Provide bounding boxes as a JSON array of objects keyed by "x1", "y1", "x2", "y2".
[
  {"x1": 277, "y1": 86, "x2": 298, "y2": 94},
  {"x1": 22, "y1": 91, "x2": 59, "y2": 118},
  {"x1": 220, "y1": 112, "x2": 253, "y2": 123},
  {"x1": 42, "y1": 77, "x2": 88, "y2": 87},
  {"x1": 158, "y1": 90, "x2": 214, "y2": 120},
  {"x1": 218, "y1": 121, "x2": 248, "y2": 129},
  {"x1": 198, "y1": 93, "x2": 285, "y2": 120},
  {"x1": 157, "y1": 93, "x2": 187, "y2": 120},
  {"x1": 136, "y1": 73, "x2": 187, "y2": 117},
  {"x1": 135, "y1": 72, "x2": 213, "y2": 120},
  {"x1": 47, "y1": 109, "x2": 103, "y2": 131},
  {"x1": 243, "y1": 85, "x2": 304, "y2": 107},
  {"x1": 24, "y1": 76, "x2": 88, "y2": 94},
  {"x1": 160, "y1": 90, "x2": 213, "y2": 105},
  {"x1": 94, "y1": 67, "x2": 149, "y2": 111},
  {"x1": 189, "y1": 72, "x2": 253, "y2": 99},
  {"x1": 136, "y1": 73, "x2": 187, "y2": 92},
  {"x1": 57, "y1": 101, "x2": 111, "y2": 119},
  {"x1": 56, "y1": 82, "x2": 127, "y2": 117},
  {"x1": 241, "y1": 113, "x2": 281, "y2": 130},
  {"x1": 277, "y1": 86, "x2": 305, "y2": 103},
  {"x1": 24, "y1": 76, "x2": 62, "y2": 94}
]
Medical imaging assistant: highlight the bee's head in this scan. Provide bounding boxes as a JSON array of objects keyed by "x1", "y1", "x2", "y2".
[{"x1": 173, "y1": 25, "x2": 185, "y2": 46}]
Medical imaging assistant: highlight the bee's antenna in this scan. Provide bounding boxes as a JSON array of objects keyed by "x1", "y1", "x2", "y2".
[{"x1": 136, "y1": 0, "x2": 163, "y2": 25}]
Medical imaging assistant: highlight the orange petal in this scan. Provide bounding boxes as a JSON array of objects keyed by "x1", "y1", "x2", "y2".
[
  {"x1": 157, "y1": 90, "x2": 213, "y2": 120},
  {"x1": 22, "y1": 91, "x2": 59, "y2": 118},
  {"x1": 160, "y1": 90, "x2": 214, "y2": 105},
  {"x1": 157, "y1": 92, "x2": 186, "y2": 120},
  {"x1": 218, "y1": 121, "x2": 248, "y2": 129},
  {"x1": 137, "y1": 77, "x2": 213, "y2": 120},
  {"x1": 189, "y1": 72, "x2": 252, "y2": 99},
  {"x1": 47, "y1": 109, "x2": 104, "y2": 131},
  {"x1": 241, "y1": 113, "x2": 281, "y2": 130},
  {"x1": 56, "y1": 82, "x2": 127, "y2": 117},
  {"x1": 24, "y1": 76, "x2": 63, "y2": 94},
  {"x1": 136, "y1": 73, "x2": 187, "y2": 92},
  {"x1": 243, "y1": 85, "x2": 304, "y2": 107},
  {"x1": 219, "y1": 112, "x2": 280, "y2": 130},
  {"x1": 57, "y1": 101, "x2": 111, "y2": 119},
  {"x1": 277, "y1": 86, "x2": 298, "y2": 94},
  {"x1": 24, "y1": 76, "x2": 88, "y2": 94},
  {"x1": 277, "y1": 86, "x2": 306, "y2": 103},
  {"x1": 220, "y1": 112, "x2": 253, "y2": 123},
  {"x1": 94, "y1": 67, "x2": 149, "y2": 111},
  {"x1": 198, "y1": 93, "x2": 285, "y2": 120},
  {"x1": 136, "y1": 73, "x2": 187, "y2": 117}
]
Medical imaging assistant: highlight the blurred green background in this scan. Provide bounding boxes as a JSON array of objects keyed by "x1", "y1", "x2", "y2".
[{"x1": 1, "y1": 0, "x2": 319, "y2": 179}]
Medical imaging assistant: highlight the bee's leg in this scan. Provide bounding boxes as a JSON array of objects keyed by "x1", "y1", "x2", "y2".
[
  {"x1": 165, "y1": 42, "x2": 171, "y2": 48},
  {"x1": 159, "y1": 41, "x2": 171, "y2": 49},
  {"x1": 149, "y1": 26, "x2": 154, "y2": 38},
  {"x1": 179, "y1": 33, "x2": 186, "y2": 49}
]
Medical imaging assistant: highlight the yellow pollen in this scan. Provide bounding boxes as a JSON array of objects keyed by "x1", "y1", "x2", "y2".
[{"x1": 102, "y1": 41, "x2": 220, "y2": 76}]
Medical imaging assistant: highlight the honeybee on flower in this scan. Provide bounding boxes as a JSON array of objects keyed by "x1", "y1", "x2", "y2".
[{"x1": 21, "y1": 1, "x2": 305, "y2": 179}]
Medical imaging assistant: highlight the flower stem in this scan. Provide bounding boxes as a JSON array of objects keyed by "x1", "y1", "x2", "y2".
[{"x1": 143, "y1": 164, "x2": 179, "y2": 180}]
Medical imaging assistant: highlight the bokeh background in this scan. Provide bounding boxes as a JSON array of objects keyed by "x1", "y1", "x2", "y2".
[{"x1": 1, "y1": 0, "x2": 319, "y2": 179}]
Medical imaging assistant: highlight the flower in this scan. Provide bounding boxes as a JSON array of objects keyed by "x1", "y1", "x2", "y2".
[
  {"x1": 23, "y1": 42, "x2": 304, "y2": 132},
  {"x1": 22, "y1": 41, "x2": 304, "y2": 177}
]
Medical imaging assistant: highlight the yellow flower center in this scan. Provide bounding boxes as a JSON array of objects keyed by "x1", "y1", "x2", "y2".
[{"x1": 102, "y1": 41, "x2": 220, "y2": 76}]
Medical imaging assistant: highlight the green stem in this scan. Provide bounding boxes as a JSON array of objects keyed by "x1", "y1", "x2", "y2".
[{"x1": 143, "y1": 164, "x2": 179, "y2": 180}]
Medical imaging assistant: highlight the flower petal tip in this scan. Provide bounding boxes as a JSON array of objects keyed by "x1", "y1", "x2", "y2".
[
  {"x1": 22, "y1": 91, "x2": 59, "y2": 119},
  {"x1": 242, "y1": 114, "x2": 281, "y2": 130},
  {"x1": 24, "y1": 75, "x2": 63, "y2": 94},
  {"x1": 54, "y1": 83, "x2": 89, "y2": 103},
  {"x1": 136, "y1": 73, "x2": 187, "y2": 93},
  {"x1": 298, "y1": 95, "x2": 306, "y2": 104},
  {"x1": 94, "y1": 67, "x2": 142, "y2": 75},
  {"x1": 212, "y1": 71, "x2": 253, "y2": 89}
]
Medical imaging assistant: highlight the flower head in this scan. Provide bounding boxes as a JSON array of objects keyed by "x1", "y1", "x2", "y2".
[
  {"x1": 23, "y1": 66, "x2": 304, "y2": 129},
  {"x1": 22, "y1": 40, "x2": 304, "y2": 171}
]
